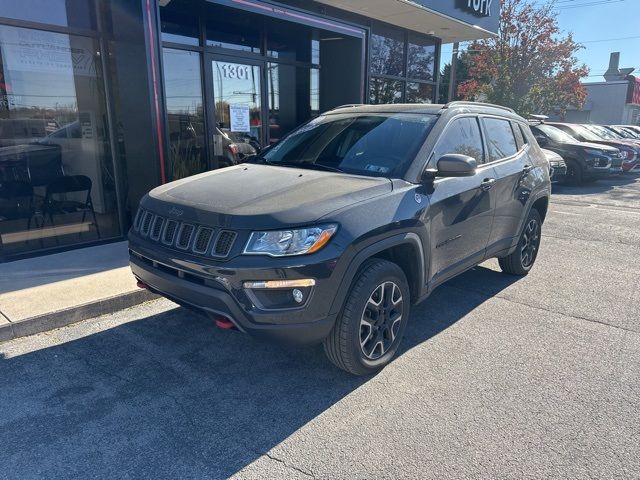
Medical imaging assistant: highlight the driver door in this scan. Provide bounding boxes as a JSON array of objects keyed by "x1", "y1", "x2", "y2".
[{"x1": 426, "y1": 116, "x2": 497, "y2": 284}]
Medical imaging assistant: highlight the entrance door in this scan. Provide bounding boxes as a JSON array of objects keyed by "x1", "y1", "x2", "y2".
[{"x1": 208, "y1": 57, "x2": 264, "y2": 168}]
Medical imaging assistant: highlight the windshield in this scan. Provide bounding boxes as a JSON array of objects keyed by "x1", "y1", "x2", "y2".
[
  {"x1": 584, "y1": 124, "x2": 620, "y2": 140},
  {"x1": 534, "y1": 124, "x2": 577, "y2": 143},
  {"x1": 567, "y1": 124, "x2": 603, "y2": 142},
  {"x1": 260, "y1": 113, "x2": 438, "y2": 177},
  {"x1": 621, "y1": 128, "x2": 640, "y2": 139}
]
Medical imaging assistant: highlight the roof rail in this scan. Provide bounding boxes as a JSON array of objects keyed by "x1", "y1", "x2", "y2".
[
  {"x1": 332, "y1": 104, "x2": 364, "y2": 110},
  {"x1": 443, "y1": 101, "x2": 515, "y2": 114}
]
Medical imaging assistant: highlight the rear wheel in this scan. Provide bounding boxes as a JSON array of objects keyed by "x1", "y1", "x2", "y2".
[
  {"x1": 498, "y1": 208, "x2": 542, "y2": 276},
  {"x1": 323, "y1": 259, "x2": 410, "y2": 376}
]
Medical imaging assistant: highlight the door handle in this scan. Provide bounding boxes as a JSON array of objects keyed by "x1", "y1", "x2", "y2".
[
  {"x1": 480, "y1": 178, "x2": 496, "y2": 191},
  {"x1": 522, "y1": 165, "x2": 533, "y2": 174}
]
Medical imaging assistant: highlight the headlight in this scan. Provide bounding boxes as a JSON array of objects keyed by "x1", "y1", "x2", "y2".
[{"x1": 244, "y1": 224, "x2": 338, "y2": 256}]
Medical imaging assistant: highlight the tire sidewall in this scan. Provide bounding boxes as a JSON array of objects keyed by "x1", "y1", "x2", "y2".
[
  {"x1": 518, "y1": 208, "x2": 542, "y2": 272},
  {"x1": 346, "y1": 262, "x2": 411, "y2": 372}
]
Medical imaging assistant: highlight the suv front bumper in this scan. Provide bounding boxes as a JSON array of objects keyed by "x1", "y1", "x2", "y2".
[{"x1": 129, "y1": 246, "x2": 338, "y2": 345}]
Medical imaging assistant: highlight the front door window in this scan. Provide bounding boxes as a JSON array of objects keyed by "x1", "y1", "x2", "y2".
[{"x1": 211, "y1": 60, "x2": 262, "y2": 167}]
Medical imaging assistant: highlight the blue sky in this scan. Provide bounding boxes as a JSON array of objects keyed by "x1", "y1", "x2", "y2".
[{"x1": 442, "y1": 0, "x2": 640, "y2": 83}]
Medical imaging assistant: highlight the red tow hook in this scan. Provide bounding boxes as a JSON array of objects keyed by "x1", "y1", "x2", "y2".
[
  {"x1": 136, "y1": 280, "x2": 147, "y2": 289},
  {"x1": 214, "y1": 316, "x2": 236, "y2": 330}
]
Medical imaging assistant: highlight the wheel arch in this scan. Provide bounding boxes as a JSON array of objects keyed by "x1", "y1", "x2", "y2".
[
  {"x1": 329, "y1": 233, "x2": 426, "y2": 315},
  {"x1": 530, "y1": 195, "x2": 549, "y2": 223}
]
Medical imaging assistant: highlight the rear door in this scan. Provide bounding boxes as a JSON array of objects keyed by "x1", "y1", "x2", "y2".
[
  {"x1": 482, "y1": 117, "x2": 532, "y2": 253},
  {"x1": 426, "y1": 116, "x2": 497, "y2": 283}
]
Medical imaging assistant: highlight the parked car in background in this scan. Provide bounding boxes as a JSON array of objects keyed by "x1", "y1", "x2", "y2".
[
  {"x1": 614, "y1": 125, "x2": 640, "y2": 137},
  {"x1": 541, "y1": 148, "x2": 566, "y2": 182},
  {"x1": 129, "y1": 102, "x2": 551, "y2": 375},
  {"x1": 605, "y1": 125, "x2": 640, "y2": 140},
  {"x1": 548, "y1": 122, "x2": 638, "y2": 174},
  {"x1": 581, "y1": 124, "x2": 640, "y2": 173},
  {"x1": 530, "y1": 123, "x2": 618, "y2": 185}
]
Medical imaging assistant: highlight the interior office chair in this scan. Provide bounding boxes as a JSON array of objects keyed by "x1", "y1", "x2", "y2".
[{"x1": 42, "y1": 175, "x2": 101, "y2": 239}]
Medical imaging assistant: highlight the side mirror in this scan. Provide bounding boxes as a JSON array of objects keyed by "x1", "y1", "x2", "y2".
[{"x1": 424, "y1": 154, "x2": 477, "y2": 180}]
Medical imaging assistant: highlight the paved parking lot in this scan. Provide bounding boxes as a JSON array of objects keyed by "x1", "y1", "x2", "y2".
[{"x1": 1, "y1": 175, "x2": 639, "y2": 479}]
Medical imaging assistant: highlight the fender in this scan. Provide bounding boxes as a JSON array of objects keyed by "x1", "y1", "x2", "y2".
[
  {"x1": 328, "y1": 232, "x2": 427, "y2": 315},
  {"x1": 508, "y1": 187, "x2": 551, "y2": 251}
]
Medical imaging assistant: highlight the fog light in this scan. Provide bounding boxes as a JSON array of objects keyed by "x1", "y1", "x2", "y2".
[{"x1": 292, "y1": 289, "x2": 304, "y2": 303}]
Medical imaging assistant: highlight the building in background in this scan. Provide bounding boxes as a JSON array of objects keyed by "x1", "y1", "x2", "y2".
[
  {"x1": 563, "y1": 53, "x2": 640, "y2": 126},
  {"x1": 0, "y1": 0, "x2": 499, "y2": 261}
]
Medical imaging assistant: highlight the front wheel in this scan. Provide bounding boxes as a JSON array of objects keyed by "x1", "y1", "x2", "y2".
[
  {"x1": 498, "y1": 208, "x2": 542, "y2": 276},
  {"x1": 323, "y1": 259, "x2": 410, "y2": 375},
  {"x1": 561, "y1": 160, "x2": 583, "y2": 186}
]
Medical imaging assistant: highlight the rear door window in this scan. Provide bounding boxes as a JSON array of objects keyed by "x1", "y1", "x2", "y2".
[
  {"x1": 483, "y1": 117, "x2": 518, "y2": 161},
  {"x1": 432, "y1": 116, "x2": 485, "y2": 164}
]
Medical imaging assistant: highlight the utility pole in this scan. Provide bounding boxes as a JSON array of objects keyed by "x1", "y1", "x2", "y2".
[{"x1": 448, "y1": 42, "x2": 460, "y2": 102}]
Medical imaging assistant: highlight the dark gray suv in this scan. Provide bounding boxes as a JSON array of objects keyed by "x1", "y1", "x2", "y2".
[{"x1": 129, "y1": 102, "x2": 551, "y2": 375}]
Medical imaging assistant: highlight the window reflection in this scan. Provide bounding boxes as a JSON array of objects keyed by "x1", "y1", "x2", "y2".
[
  {"x1": 162, "y1": 49, "x2": 207, "y2": 179},
  {"x1": 267, "y1": 63, "x2": 318, "y2": 144},
  {"x1": 0, "y1": 0, "x2": 95, "y2": 29},
  {"x1": 369, "y1": 78, "x2": 404, "y2": 104},
  {"x1": 160, "y1": 8, "x2": 199, "y2": 46},
  {"x1": 406, "y1": 82, "x2": 433, "y2": 104},
  {"x1": 0, "y1": 25, "x2": 119, "y2": 256},
  {"x1": 267, "y1": 21, "x2": 315, "y2": 63},
  {"x1": 212, "y1": 61, "x2": 262, "y2": 164},
  {"x1": 370, "y1": 26, "x2": 405, "y2": 77},
  {"x1": 206, "y1": 4, "x2": 261, "y2": 53},
  {"x1": 408, "y1": 34, "x2": 435, "y2": 81}
]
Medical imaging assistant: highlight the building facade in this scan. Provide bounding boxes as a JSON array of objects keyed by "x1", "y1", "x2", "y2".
[
  {"x1": 0, "y1": 0, "x2": 499, "y2": 261},
  {"x1": 563, "y1": 53, "x2": 640, "y2": 126}
]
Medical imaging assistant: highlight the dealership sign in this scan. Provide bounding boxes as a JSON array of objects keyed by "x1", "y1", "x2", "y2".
[{"x1": 456, "y1": 0, "x2": 494, "y2": 17}]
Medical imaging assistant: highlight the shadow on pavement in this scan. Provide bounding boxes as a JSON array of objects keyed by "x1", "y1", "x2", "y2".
[
  {"x1": 0, "y1": 265, "x2": 519, "y2": 478},
  {"x1": 551, "y1": 174, "x2": 639, "y2": 196}
]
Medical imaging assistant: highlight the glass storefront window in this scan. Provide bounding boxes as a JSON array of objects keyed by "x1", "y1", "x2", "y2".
[
  {"x1": 0, "y1": 0, "x2": 95, "y2": 29},
  {"x1": 370, "y1": 26, "x2": 405, "y2": 77},
  {"x1": 408, "y1": 34, "x2": 435, "y2": 81},
  {"x1": 267, "y1": 63, "x2": 319, "y2": 144},
  {"x1": 369, "y1": 78, "x2": 404, "y2": 104},
  {"x1": 267, "y1": 22, "x2": 315, "y2": 63},
  {"x1": 406, "y1": 82, "x2": 434, "y2": 104},
  {"x1": 162, "y1": 49, "x2": 207, "y2": 180},
  {"x1": 206, "y1": 6, "x2": 261, "y2": 53},
  {"x1": 160, "y1": 8, "x2": 199, "y2": 46},
  {"x1": 0, "y1": 25, "x2": 120, "y2": 257},
  {"x1": 212, "y1": 60, "x2": 262, "y2": 162}
]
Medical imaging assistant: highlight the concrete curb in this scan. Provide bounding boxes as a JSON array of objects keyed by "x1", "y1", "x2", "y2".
[{"x1": 0, "y1": 289, "x2": 158, "y2": 343}]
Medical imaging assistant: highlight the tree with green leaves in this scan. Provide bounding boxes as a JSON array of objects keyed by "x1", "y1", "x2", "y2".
[{"x1": 458, "y1": 0, "x2": 588, "y2": 116}]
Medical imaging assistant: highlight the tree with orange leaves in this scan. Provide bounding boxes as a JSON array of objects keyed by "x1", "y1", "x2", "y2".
[{"x1": 457, "y1": 0, "x2": 588, "y2": 117}]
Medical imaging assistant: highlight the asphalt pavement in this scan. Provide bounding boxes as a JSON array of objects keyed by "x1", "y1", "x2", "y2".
[{"x1": 1, "y1": 175, "x2": 639, "y2": 479}]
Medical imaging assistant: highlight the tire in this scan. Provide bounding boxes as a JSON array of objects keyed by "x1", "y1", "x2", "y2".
[
  {"x1": 561, "y1": 160, "x2": 583, "y2": 186},
  {"x1": 323, "y1": 258, "x2": 411, "y2": 376},
  {"x1": 498, "y1": 208, "x2": 543, "y2": 276}
]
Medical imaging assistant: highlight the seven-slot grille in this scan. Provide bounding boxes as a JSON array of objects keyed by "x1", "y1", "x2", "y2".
[{"x1": 134, "y1": 208, "x2": 236, "y2": 258}]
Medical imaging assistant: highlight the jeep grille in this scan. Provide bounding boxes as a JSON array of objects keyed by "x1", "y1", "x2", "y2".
[{"x1": 133, "y1": 208, "x2": 237, "y2": 259}]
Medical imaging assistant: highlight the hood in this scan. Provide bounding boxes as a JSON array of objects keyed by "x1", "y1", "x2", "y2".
[
  {"x1": 144, "y1": 164, "x2": 393, "y2": 229},
  {"x1": 564, "y1": 141, "x2": 619, "y2": 153},
  {"x1": 582, "y1": 139, "x2": 637, "y2": 152}
]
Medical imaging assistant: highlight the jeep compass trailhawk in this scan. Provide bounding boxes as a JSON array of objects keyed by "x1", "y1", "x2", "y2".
[{"x1": 129, "y1": 102, "x2": 551, "y2": 375}]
